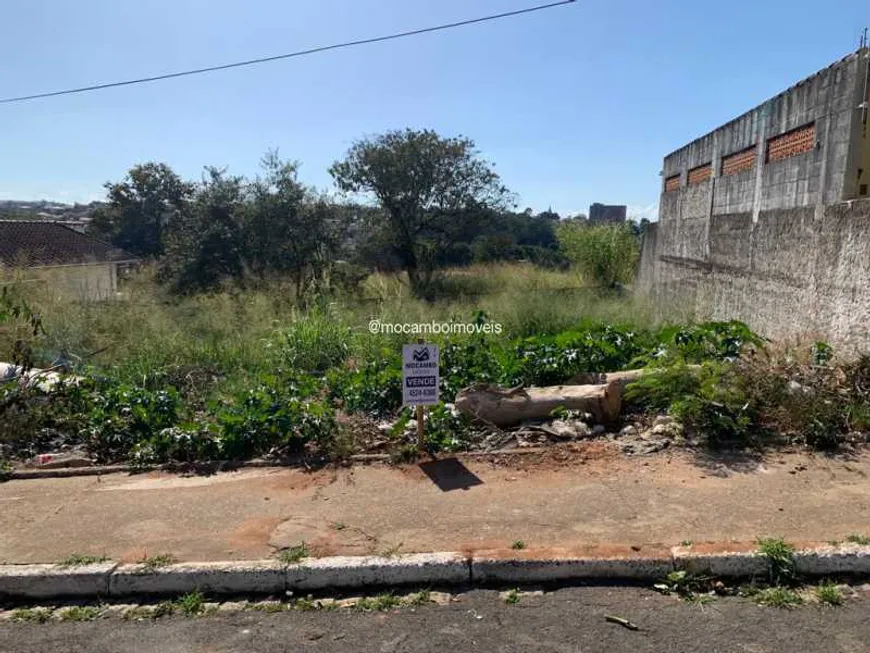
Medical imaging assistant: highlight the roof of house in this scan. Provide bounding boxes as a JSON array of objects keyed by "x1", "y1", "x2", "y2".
[{"x1": 0, "y1": 220, "x2": 136, "y2": 268}]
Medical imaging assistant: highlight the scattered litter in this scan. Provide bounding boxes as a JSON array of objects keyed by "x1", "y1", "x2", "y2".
[{"x1": 605, "y1": 614, "x2": 639, "y2": 631}]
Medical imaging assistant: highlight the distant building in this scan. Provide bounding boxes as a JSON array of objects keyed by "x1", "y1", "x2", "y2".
[
  {"x1": 0, "y1": 221, "x2": 138, "y2": 300},
  {"x1": 589, "y1": 203, "x2": 627, "y2": 223}
]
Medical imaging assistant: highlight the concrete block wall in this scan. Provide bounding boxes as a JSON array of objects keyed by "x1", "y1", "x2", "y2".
[{"x1": 638, "y1": 199, "x2": 870, "y2": 352}]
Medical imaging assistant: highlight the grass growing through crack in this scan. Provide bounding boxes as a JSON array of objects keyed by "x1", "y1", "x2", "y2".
[
  {"x1": 140, "y1": 553, "x2": 177, "y2": 571},
  {"x1": 753, "y1": 587, "x2": 804, "y2": 608},
  {"x1": 757, "y1": 538, "x2": 798, "y2": 586},
  {"x1": 59, "y1": 554, "x2": 108, "y2": 567},
  {"x1": 355, "y1": 592, "x2": 403, "y2": 612},
  {"x1": 846, "y1": 534, "x2": 870, "y2": 545},
  {"x1": 511, "y1": 540, "x2": 526, "y2": 550},
  {"x1": 408, "y1": 590, "x2": 432, "y2": 606},
  {"x1": 175, "y1": 590, "x2": 206, "y2": 617},
  {"x1": 380, "y1": 542, "x2": 404, "y2": 558},
  {"x1": 815, "y1": 581, "x2": 844, "y2": 606},
  {"x1": 10, "y1": 608, "x2": 53, "y2": 623},
  {"x1": 504, "y1": 589, "x2": 521, "y2": 605},
  {"x1": 278, "y1": 543, "x2": 310, "y2": 564},
  {"x1": 57, "y1": 606, "x2": 102, "y2": 622}
]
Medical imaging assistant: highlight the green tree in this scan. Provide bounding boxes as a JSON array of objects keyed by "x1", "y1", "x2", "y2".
[
  {"x1": 329, "y1": 129, "x2": 512, "y2": 294},
  {"x1": 88, "y1": 163, "x2": 194, "y2": 258},
  {"x1": 162, "y1": 168, "x2": 247, "y2": 292},
  {"x1": 556, "y1": 222, "x2": 640, "y2": 289},
  {"x1": 246, "y1": 152, "x2": 343, "y2": 302}
]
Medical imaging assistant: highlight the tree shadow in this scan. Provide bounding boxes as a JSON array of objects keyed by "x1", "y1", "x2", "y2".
[
  {"x1": 689, "y1": 448, "x2": 768, "y2": 477},
  {"x1": 689, "y1": 443, "x2": 865, "y2": 477},
  {"x1": 418, "y1": 457, "x2": 484, "y2": 492}
]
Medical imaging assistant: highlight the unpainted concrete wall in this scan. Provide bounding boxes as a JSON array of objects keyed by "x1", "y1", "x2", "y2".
[{"x1": 637, "y1": 199, "x2": 870, "y2": 352}]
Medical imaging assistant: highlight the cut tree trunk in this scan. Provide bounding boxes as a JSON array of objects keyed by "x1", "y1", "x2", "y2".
[{"x1": 455, "y1": 381, "x2": 623, "y2": 428}]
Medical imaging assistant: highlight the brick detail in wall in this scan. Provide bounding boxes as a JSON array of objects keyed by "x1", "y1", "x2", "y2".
[
  {"x1": 687, "y1": 163, "x2": 712, "y2": 186},
  {"x1": 721, "y1": 146, "x2": 756, "y2": 176},
  {"x1": 766, "y1": 123, "x2": 816, "y2": 163},
  {"x1": 664, "y1": 175, "x2": 680, "y2": 192}
]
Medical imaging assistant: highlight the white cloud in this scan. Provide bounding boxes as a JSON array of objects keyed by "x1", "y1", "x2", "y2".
[{"x1": 626, "y1": 203, "x2": 659, "y2": 222}]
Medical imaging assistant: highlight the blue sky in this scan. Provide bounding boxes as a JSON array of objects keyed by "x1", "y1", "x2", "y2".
[{"x1": 1, "y1": 0, "x2": 868, "y2": 220}]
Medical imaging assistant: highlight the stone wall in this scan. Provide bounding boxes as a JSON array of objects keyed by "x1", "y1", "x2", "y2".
[{"x1": 637, "y1": 199, "x2": 870, "y2": 352}]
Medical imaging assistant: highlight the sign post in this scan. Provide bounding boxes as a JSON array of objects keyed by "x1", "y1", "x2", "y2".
[{"x1": 402, "y1": 340, "x2": 440, "y2": 453}]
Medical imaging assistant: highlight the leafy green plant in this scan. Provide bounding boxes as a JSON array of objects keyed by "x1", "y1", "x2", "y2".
[
  {"x1": 846, "y1": 534, "x2": 870, "y2": 545},
  {"x1": 757, "y1": 538, "x2": 798, "y2": 587},
  {"x1": 329, "y1": 357, "x2": 402, "y2": 416},
  {"x1": 754, "y1": 587, "x2": 803, "y2": 608},
  {"x1": 511, "y1": 540, "x2": 526, "y2": 550},
  {"x1": 216, "y1": 375, "x2": 336, "y2": 459},
  {"x1": 503, "y1": 589, "x2": 521, "y2": 605},
  {"x1": 653, "y1": 570, "x2": 714, "y2": 602},
  {"x1": 175, "y1": 590, "x2": 206, "y2": 617},
  {"x1": 0, "y1": 457, "x2": 12, "y2": 482},
  {"x1": 355, "y1": 592, "x2": 403, "y2": 612},
  {"x1": 815, "y1": 581, "x2": 843, "y2": 606}
]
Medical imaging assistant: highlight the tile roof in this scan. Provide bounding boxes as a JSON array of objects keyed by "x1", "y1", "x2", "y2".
[{"x1": 0, "y1": 220, "x2": 136, "y2": 267}]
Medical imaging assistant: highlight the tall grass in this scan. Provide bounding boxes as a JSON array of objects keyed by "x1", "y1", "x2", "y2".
[{"x1": 0, "y1": 262, "x2": 654, "y2": 397}]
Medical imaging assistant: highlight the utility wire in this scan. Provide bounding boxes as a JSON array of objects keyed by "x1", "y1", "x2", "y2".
[{"x1": 0, "y1": 0, "x2": 575, "y2": 105}]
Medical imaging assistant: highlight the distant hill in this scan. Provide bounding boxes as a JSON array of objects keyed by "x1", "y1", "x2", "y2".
[{"x1": 0, "y1": 200, "x2": 104, "y2": 222}]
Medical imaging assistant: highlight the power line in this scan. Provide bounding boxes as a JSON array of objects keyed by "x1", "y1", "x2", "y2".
[{"x1": 0, "y1": 0, "x2": 575, "y2": 105}]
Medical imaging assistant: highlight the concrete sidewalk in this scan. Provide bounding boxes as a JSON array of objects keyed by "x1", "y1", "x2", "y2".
[{"x1": 2, "y1": 443, "x2": 870, "y2": 564}]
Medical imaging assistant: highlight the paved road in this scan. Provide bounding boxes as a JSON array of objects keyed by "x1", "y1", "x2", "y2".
[{"x1": 2, "y1": 587, "x2": 869, "y2": 653}]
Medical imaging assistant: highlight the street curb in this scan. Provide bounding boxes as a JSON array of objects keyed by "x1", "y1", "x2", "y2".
[
  {"x1": 2, "y1": 546, "x2": 870, "y2": 601},
  {"x1": 5, "y1": 448, "x2": 560, "y2": 480},
  {"x1": 109, "y1": 561, "x2": 286, "y2": 597},
  {"x1": 471, "y1": 550, "x2": 673, "y2": 584},
  {"x1": 0, "y1": 563, "x2": 116, "y2": 599}
]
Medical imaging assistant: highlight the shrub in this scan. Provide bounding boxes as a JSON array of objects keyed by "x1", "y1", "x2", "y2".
[
  {"x1": 79, "y1": 381, "x2": 181, "y2": 462},
  {"x1": 556, "y1": 222, "x2": 639, "y2": 289},
  {"x1": 329, "y1": 357, "x2": 403, "y2": 416},
  {"x1": 271, "y1": 303, "x2": 352, "y2": 373},
  {"x1": 215, "y1": 375, "x2": 336, "y2": 459}
]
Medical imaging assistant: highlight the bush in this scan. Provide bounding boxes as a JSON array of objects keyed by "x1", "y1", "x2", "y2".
[
  {"x1": 271, "y1": 303, "x2": 352, "y2": 373},
  {"x1": 329, "y1": 356, "x2": 403, "y2": 416},
  {"x1": 215, "y1": 375, "x2": 336, "y2": 459},
  {"x1": 556, "y1": 222, "x2": 639, "y2": 289},
  {"x1": 626, "y1": 361, "x2": 757, "y2": 446}
]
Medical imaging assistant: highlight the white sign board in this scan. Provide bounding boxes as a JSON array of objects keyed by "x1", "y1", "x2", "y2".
[{"x1": 402, "y1": 343, "x2": 440, "y2": 406}]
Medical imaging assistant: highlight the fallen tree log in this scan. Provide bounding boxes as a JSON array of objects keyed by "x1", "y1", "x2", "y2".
[{"x1": 455, "y1": 381, "x2": 623, "y2": 428}]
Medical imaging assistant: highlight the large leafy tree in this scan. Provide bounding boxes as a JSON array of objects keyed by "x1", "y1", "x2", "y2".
[
  {"x1": 329, "y1": 129, "x2": 512, "y2": 294},
  {"x1": 88, "y1": 163, "x2": 194, "y2": 258},
  {"x1": 162, "y1": 167, "x2": 247, "y2": 292},
  {"x1": 246, "y1": 152, "x2": 343, "y2": 301}
]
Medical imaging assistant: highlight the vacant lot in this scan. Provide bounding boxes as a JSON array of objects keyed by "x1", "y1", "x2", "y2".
[{"x1": 1, "y1": 262, "x2": 869, "y2": 469}]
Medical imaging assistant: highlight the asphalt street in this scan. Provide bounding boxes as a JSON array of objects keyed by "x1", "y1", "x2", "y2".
[{"x1": 2, "y1": 586, "x2": 869, "y2": 653}]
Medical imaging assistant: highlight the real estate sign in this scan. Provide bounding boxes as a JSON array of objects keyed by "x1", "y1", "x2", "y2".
[{"x1": 402, "y1": 343, "x2": 440, "y2": 406}]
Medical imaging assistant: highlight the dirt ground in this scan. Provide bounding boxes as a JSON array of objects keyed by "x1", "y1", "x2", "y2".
[{"x1": 2, "y1": 442, "x2": 870, "y2": 563}]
